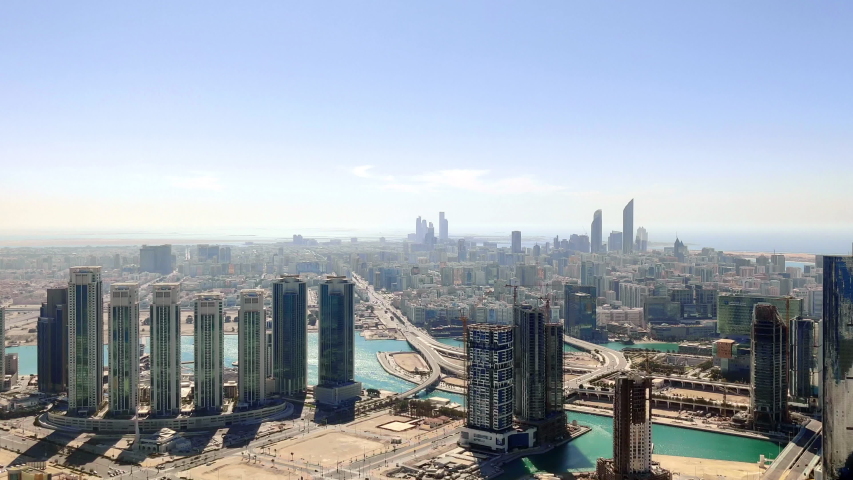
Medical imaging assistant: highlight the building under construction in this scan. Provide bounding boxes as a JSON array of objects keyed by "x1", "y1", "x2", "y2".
[
  {"x1": 596, "y1": 374, "x2": 671, "y2": 480},
  {"x1": 750, "y1": 303, "x2": 789, "y2": 430}
]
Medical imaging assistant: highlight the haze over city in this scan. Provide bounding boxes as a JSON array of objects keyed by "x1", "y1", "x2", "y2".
[
  {"x1": 1, "y1": 3, "x2": 852, "y2": 480},
  {"x1": 2, "y1": 2, "x2": 853, "y2": 252}
]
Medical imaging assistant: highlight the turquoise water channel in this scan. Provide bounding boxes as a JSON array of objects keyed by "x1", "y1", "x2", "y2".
[
  {"x1": 6, "y1": 333, "x2": 464, "y2": 404},
  {"x1": 499, "y1": 411, "x2": 781, "y2": 478},
  {"x1": 8, "y1": 335, "x2": 780, "y2": 479}
]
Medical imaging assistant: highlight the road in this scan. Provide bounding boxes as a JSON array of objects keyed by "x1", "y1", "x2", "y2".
[{"x1": 762, "y1": 419, "x2": 822, "y2": 480}]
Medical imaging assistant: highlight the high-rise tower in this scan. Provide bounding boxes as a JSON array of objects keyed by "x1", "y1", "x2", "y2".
[
  {"x1": 238, "y1": 289, "x2": 266, "y2": 406},
  {"x1": 439, "y1": 211, "x2": 448, "y2": 241},
  {"x1": 511, "y1": 231, "x2": 522, "y2": 254},
  {"x1": 272, "y1": 275, "x2": 307, "y2": 397},
  {"x1": 0, "y1": 306, "x2": 5, "y2": 392},
  {"x1": 750, "y1": 303, "x2": 789, "y2": 430},
  {"x1": 461, "y1": 324, "x2": 514, "y2": 452},
  {"x1": 108, "y1": 283, "x2": 140, "y2": 416},
  {"x1": 150, "y1": 283, "x2": 182, "y2": 416},
  {"x1": 822, "y1": 256, "x2": 853, "y2": 480},
  {"x1": 789, "y1": 317, "x2": 815, "y2": 400},
  {"x1": 597, "y1": 375, "x2": 671, "y2": 480},
  {"x1": 315, "y1": 277, "x2": 361, "y2": 406},
  {"x1": 623, "y1": 199, "x2": 634, "y2": 254},
  {"x1": 591, "y1": 210, "x2": 603, "y2": 254},
  {"x1": 68, "y1": 267, "x2": 104, "y2": 416},
  {"x1": 514, "y1": 304, "x2": 547, "y2": 422},
  {"x1": 194, "y1": 293, "x2": 224, "y2": 413},
  {"x1": 37, "y1": 288, "x2": 68, "y2": 394}
]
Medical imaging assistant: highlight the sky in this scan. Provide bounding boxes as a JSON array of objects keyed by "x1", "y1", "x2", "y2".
[{"x1": 1, "y1": 2, "x2": 852, "y2": 249}]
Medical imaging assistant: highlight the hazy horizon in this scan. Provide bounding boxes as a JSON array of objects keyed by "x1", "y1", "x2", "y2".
[{"x1": 2, "y1": 3, "x2": 851, "y2": 240}]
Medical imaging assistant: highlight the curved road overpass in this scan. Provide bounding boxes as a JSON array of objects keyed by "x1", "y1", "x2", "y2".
[{"x1": 352, "y1": 274, "x2": 629, "y2": 395}]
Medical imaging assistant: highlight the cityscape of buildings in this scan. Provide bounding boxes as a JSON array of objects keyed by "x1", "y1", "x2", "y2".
[{"x1": 0, "y1": 206, "x2": 850, "y2": 480}]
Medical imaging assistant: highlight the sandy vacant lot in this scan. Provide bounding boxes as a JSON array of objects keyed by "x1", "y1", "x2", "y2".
[
  {"x1": 668, "y1": 388, "x2": 750, "y2": 405},
  {"x1": 654, "y1": 454, "x2": 761, "y2": 480},
  {"x1": 268, "y1": 431, "x2": 384, "y2": 466},
  {"x1": 183, "y1": 454, "x2": 312, "y2": 480},
  {"x1": 392, "y1": 353, "x2": 428, "y2": 373}
]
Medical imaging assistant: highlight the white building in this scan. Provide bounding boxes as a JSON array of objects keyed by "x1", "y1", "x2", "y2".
[
  {"x1": 109, "y1": 283, "x2": 140, "y2": 416},
  {"x1": 194, "y1": 293, "x2": 224, "y2": 412},
  {"x1": 68, "y1": 267, "x2": 104, "y2": 416},
  {"x1": 238, "y1": 289, "x2": 266, "y2": 406},
  {"x1": 150, "y1": 283, "x2": 182, "y2": 416}
]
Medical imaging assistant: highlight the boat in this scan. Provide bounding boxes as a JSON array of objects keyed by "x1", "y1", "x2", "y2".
[
  {"x1": 619, "y1": 337, "x2": 635, "y2": 345},
  {"x1": 232, "y1": 361, "x2": 238, "y2": 367}
]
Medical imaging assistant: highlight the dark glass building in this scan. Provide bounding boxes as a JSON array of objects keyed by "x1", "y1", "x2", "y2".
[
  {"x1": 822, "y1": 256, "x2": 853, "y2": 480},
  {"x1": 37, "y1": 287, "x2": 68, "y2": 394},
  {"x1": 272, "y1": 275, "x2": 307, "y2": 396},
  {"x1": 750, "y1": 303, "x2": 788, "y2": 430}
]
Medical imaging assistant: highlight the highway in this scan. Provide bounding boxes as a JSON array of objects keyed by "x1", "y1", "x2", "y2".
[
  {"x1": 352, "y1": 274, "x2": 631, "y2": 394},
  {"x1": 562, "y1": 335, "x2": 629, "y2": 390},
  {"x1": 762, "y1": 419, "x2": 822, "y2": 480}
]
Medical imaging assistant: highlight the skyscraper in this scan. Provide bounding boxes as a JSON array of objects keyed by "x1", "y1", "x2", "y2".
[
  {"x1": 315, "y1": 277, "x2": 361, "y2": 406},
  {"x1": 770, "y1": 254, "x2": 786, "y2": 274},
  {"x1": 0, "y1": 306, "x2": 5, "y2": 392},
  {"x1": 597, "y1": 375, "x2": 671, "y2": 480},
  {"x1": 139, "y1": 244, "x2": 174, "y2": 275},
  {"x1": 591, "y1": 210, "x2": 603, "y2": 254},
  {"x1": 635, "y1": 227, "x2": 648, "y2": 253},
  {"x1": 717, "y1": 294, "x2": 803, "y2": 337},
  {"x1": 195, "y1": 293, "x2": 224, "y2": 413},
  {"x1": 150, "y1": 283, "x2": 182, "y2": 416},
  {"x1": 457, "y1": 239, "x2": 467, "y2": 262},
  {"x1": 789, "y1": 317, "x2": 815, "y2": 400},
  {"x1": 513, "y1": 304, "x2": 547, "y2": 422},
  {"x1": 238, "y1": 289, "x2": 266, "y2": 406},
  {"x1": 439, "y1": 211, "x2": 448, "y2": 241},
  {"x1": 68, "y1": 267, "x2": 104, "y2": 416},
  {"x1": 608, "y1": 231, "x2": 623, "y2": 253},
  {"x1": 511, "y1": 231, "x2": 522, "y2": 254},
  {"x1": 750, "y1": 304, "x2": 788, "y2": 430},
  {"x1": 108, "y1": 283, "x2": 139, "y2": 416},
  {"x1": 623, "y1": 199, "x2": 634, "y2": 254},
  {"x1": 37, "y1": 288, "x2": 68, "y2": 394},
  {"x1": 272, "y1": 275, "x2": 307, "y2": 397},
  {"x1": 461, "y1": 324, "x2": 514, "y2": 451},
  {"x1": 822, "y1": 256, "x2": 853, "y2": 480},
  {"x1": 565, "y1": 284, "x2": 597, "y2": 341}
]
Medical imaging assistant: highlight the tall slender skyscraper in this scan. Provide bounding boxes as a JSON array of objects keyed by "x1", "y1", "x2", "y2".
[
  {"x1": 750, "y1": 303, "x2": 788, "y2": 430},
  {"x1": 461, "y1": 324, "x2": 514, "y2": 451},
  {"x1": 822, "y1": 256, "x2": 853, "y2": 480},
  {"x1": 789, "y1": 317, "x2": 815, "y2": 400},
  {"x1": 597, "y1": 375, "x2": 671, "y2": 480},
  {"x1": 150, "y1": 283, "x2": 182, "y2": 416},
  {"x1": 108, "y1": 283, "x2": 139, "y2": 416},
  {"x1": 439, "y1": 212, "x2": 447, "y2": 241},
  {"x1": 68, "y1": 267, "x2": 104, "y2": 416},
  {"x1": 513, "y1": 304, "x2": 547, "y2": 422},
  {"x1": 37, "y1": 288, "x2": 68, "y2": 394},
  {"x1": 272, "y1": 275, "x2": 307, "y2": 396},
  {"x1": 0, "y1": 306, "x2": 5, "y2": 392},
  {"x1": 511, "y1": 231, "x2": 522, "y2": 254},
  {"x1": 591, "y1": 210, "x2": 603, "y2": 254},
  {"x1": 194, "y1": 293, "x2": 224, "y2": 413},
  {"x1": 623, "y1": 199, "x2": 634, "y2": 254},
  {"x1": 315, "y1": 277, "x2": 361, "y2": 406},
  {"x1": 238, "y1": 289, "x2": 266, "y2": 406}
]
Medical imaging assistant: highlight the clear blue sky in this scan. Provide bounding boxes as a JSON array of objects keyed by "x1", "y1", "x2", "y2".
[{"x1": 2, "y1": 2, "x2": 851, "y2": 244}]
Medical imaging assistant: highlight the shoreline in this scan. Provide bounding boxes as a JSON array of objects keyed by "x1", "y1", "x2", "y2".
[{"x1": 564, "y1": 404, "x2": 783, "y2": 442}]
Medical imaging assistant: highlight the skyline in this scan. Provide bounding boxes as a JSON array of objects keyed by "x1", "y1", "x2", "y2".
[{"x1": 2, "y1": 2, "x2": 852, "y2": 238}]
